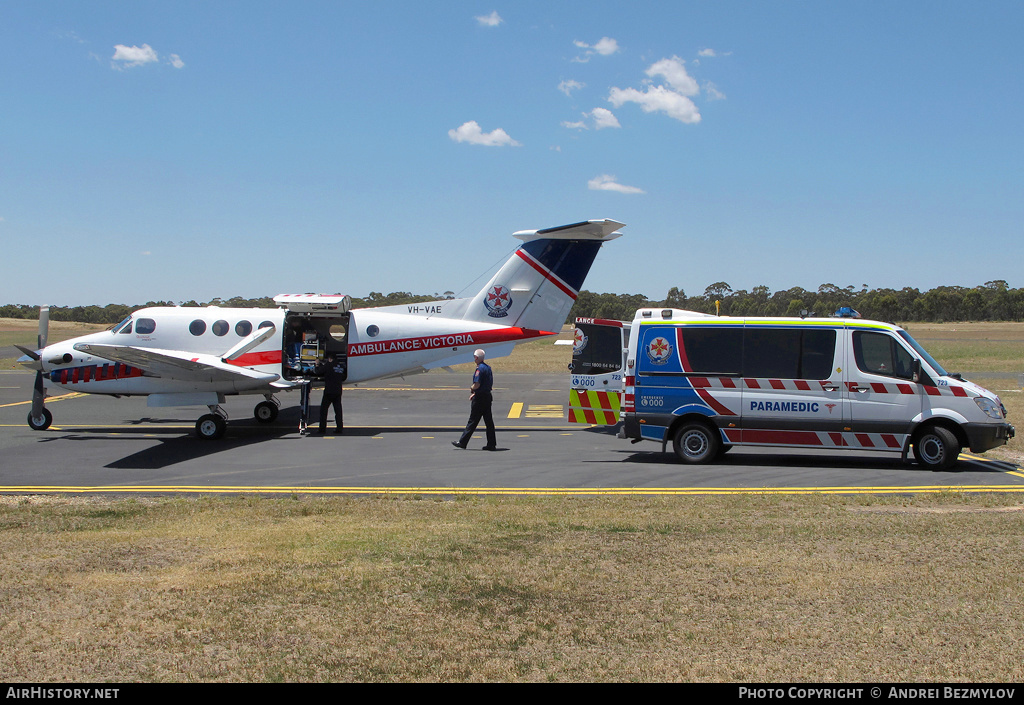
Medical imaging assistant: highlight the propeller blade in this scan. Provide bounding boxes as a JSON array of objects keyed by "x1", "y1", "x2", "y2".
[
  {"x1": 14, "y1": 344, "x2": 40, "y2": 362},
  {"x1": 37, "y1": 306, "x2": 49, "y2": 351},
  {"x1": 31, "y1": 370, "x2": 46, "y2": 421}
]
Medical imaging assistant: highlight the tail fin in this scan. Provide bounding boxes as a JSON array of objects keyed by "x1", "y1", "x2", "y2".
[{"x1": 459, "y1": 219, "x2": 624, "y2": 331}]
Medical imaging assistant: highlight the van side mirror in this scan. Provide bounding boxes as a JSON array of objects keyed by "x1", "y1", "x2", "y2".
[{"x1": 911, "y1": 358, "x2": 921, "y2": 383}]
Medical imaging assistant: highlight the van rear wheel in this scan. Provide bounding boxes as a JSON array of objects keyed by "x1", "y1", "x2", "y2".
[
  {"x1": 913, "y1": 425, "x2": 960, "y2": 471},
  {"x1": 672, "y1": 422, "x2": 719, "y2": 464}
]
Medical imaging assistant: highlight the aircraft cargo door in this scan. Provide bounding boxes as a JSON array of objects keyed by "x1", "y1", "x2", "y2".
[{"x1": 275, "y1": 294, "x2": 351, "y2": 383}]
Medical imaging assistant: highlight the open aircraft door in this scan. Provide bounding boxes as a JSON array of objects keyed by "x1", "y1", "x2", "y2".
[
  {"x1": 274, "y1": 294, "x2": 352, "y2": 382},
  {"x1": 568, "y1": 317, "x2": 630, "y2": 425}
]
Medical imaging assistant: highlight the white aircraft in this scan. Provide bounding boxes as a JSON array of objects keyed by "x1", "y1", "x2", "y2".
[{"x1": 17, "y1": 219, "x2": 625, "y2": 439}]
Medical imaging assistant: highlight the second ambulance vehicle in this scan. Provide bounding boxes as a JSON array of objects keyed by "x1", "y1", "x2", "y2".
[{"x1": 620, "y1": 308, "x2": 1014, "y2": 470}]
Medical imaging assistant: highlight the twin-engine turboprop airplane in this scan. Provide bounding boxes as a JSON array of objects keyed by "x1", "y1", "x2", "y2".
[{"x1": 17, "y1": 219, "x2": 624, "y2": 439}]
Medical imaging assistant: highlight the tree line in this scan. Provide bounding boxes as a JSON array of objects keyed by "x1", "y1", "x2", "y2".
[
  {"x1": 572, "y1": 280, "x2": 1024, "y2": 323},
  {"x1": 2, "y1": 280, "x2": 1022, "y2": 325}
]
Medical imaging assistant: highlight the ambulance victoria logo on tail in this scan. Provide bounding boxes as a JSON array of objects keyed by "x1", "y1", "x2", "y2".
[
  {"x1": 484, "y1": 285, "x2": 513, "y2": 318},
  {"x1": 645, "y1": 336, "x2": 673, "y2": 365}
]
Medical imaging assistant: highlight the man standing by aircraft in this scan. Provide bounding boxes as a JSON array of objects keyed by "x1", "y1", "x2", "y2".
[
  {"x1": 313, "y1": 352, "x2": 346, "y2": 435},
  {"x1": 453, "y1": 348, "x2": 496, "y2": 450}
]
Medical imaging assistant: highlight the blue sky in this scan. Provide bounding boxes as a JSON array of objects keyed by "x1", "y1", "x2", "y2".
[{"x1": 2, "y1": 1, "x2": 1022, "y2": 306}]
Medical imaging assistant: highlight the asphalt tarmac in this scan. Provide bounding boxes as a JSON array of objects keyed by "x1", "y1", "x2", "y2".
[{"x1": 1, "y1": 370, "x2": 1022, "y2": 495}]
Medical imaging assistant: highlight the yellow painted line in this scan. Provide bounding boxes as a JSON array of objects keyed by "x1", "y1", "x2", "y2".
[
  {"x1": 507, "y1": 402, "x2": 523, "y2": 419},
  {"x1": 525, "y1": 404, "x2": 563, "y2": 418},
  {"x1": 3, "y1": 485, "x2": 1024, "y2": 496},
  {"x1": 0, "y1": 392, "x2": 83, "y2": 409}
]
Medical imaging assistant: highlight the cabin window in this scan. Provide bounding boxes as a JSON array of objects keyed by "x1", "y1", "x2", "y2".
[
  {"x1": 743, "y1": 328, "x2": 836, "y2": 380},
  {"x1": 136, "y1": 318, "x2": 156, "y2": 335},
  {"x1": 258, "y1": 320, "x2": 274, "y2": 329},
  {"x1": 675, "y1": 327, "x2": 743, "y2": 376},
  {"x1": 235, "y1": 320, "x2": 253, "y2": 336},
  {"x1": 366, "y1": 325, "x2": 380, "y2": 338},
  {"x1": 119, "y1": 321, "x2": 133, "y2": 335},
  {"x1": 212, "y1": 320, "x2": 230, "y2": 336},
  {"x1": 189, "y1": 320, "x2": 207, "y2": 336}
]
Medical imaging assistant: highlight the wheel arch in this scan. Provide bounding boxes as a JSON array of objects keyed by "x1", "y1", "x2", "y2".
[{"x1": 662, "y1": 411, "x2": 723, "y2": 453}]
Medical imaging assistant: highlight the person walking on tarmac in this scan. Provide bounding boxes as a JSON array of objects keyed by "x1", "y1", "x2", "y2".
[
  {"x1": 313, "y1": 351, "x2": 346, "y2": 435},
  {"x1": 452, "y1": 348, "x2": 497, "y2": 450}
]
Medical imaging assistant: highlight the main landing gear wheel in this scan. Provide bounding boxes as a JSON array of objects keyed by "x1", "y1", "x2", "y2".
[
  {"x1": 672, "y1": 422, "x2": 719, "y2": 464},
  {"x1": 254, "y1": 401, "x2": 279, "y2": 424},
  {"x1": 27, "y1": 408, "x2": 53, "y2": 431},
  {"x1": 196, "y1": 414, "x2": 227, "y2": 440},
  {"x1": 913, "y1": 425, "x2": 960, "y2": 471}
]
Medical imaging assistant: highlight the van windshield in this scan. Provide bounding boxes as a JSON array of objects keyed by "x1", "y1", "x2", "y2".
[{"x1": 897, "y1": 329, "x2": 948, "y2": 377}]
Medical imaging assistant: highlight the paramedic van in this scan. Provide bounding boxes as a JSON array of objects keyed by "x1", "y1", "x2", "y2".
[
  {"x1": 621, "y1": 308, "x2": 1014, "y2": 469},
  {"x1": 568, "y1": 317, "x2": 630, "y2": 425}
]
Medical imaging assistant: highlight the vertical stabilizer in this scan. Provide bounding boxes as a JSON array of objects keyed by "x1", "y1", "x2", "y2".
[{"x1": 461, "y1": 219, "x2": 624, "y2": 332}]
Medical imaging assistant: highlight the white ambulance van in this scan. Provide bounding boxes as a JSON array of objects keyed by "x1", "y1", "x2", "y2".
[{"x1": 620, "y1": 308, "x2": 1014, "y2": 470}]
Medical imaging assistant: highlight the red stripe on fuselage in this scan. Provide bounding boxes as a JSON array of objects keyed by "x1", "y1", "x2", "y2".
[
  {"x1": 347, "y1": 327, "x2": 554, "y2": 357},
  {"x1": 225, "y1": 350, "x2": 283, "y2": 367}
]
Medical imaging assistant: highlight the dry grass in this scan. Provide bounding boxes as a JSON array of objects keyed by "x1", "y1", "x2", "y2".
[{"x1": 2, "y1": 494, "x2": 1023, "y2": 682}]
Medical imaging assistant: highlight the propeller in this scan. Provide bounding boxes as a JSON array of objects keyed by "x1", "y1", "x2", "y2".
[{"x1": 24, "y1": 307, "x2": 52, "y2": 430}]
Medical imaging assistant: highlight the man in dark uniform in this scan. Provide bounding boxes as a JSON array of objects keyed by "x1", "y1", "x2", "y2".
[
  {"x1": 313, "y1": 352, "x2": 346, "y2": 435},
  {"x1": 452, "y1": 348, "x2": 497, "y2": 450}
]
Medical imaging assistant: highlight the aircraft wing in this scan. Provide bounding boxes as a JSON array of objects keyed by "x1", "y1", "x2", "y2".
[{"x1": 72, "y1": 343, "x2": 280, "y2": 384}]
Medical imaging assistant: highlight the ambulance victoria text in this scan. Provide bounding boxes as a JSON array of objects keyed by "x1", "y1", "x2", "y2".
[{"x1": 618, "y1": 308, "x2": 1014, "y2": 469}]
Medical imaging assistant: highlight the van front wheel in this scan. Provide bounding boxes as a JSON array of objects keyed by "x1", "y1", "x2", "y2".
[
  {"x1": 913, "y1": 425, "x2": 960, "y2": 471},
  {"x1": 673, "y1": 422, "x2": 719, "y2": 464}
]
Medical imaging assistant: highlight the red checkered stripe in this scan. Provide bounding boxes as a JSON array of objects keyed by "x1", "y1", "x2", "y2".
[
  {"x1": 691, "y1": 376, "x2": 969, "y2": 398},
  {"x1": 568, "y1": 389, "x2": 621, "y2": 425},
  {"x1": 723, "y1": 428, "x2": 907, "y2": 450}
]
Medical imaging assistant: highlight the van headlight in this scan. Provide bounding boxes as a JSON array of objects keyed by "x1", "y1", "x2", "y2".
[{"x1": 975, "y1": 397, "x2": 1004, "y2": 419}]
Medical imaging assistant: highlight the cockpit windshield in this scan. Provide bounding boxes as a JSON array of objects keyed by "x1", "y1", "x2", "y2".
[
  {"x1": 110, "y1": 316, "x2": 132, "y2": 334},
  {"x1": 897, "y1": 329, "x2": 948, "y2": 377}
]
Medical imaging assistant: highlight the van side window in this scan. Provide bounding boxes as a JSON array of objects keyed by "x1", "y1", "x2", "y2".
[
  {"x1": 853, "y1": 331, "x2": 914, "y2": 379},
  {"x1": 677, "y1": 327, "x2": 743, "y2": 375},
  {"x1": 743, "y1": 328, "x2": 836, "y2": 380}
]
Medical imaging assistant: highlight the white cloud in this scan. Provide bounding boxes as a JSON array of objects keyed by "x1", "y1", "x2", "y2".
[
  {"x1": 558, "y1": 79, "x2": 585, "y2": 96},
  {"x1": 608, "y1": 84, "x2": 701, "y2": 124},
  {"x1": 111, "y1": 43, "x2": 159, "y2": 68},
  {"x1": 475, "y1": 11, "x2": 503, "y2": 27},
  {"x1": 704, "y1": 81, "x2": 726, "y2": 101},
  {"x1": 573, "y1": 37, "x2": 620, "y2": 62},
  {"x1": 590, "y1": 107, "x2": 620, "y2": 129},
  {"x1": 645, "y1": 56, "x2": 698, "y2": 96},
  {"x1": 168, "y1": 54, "x2": 185, "y2": 69},
  {"x1": 448, "y1": 121, "x2": 522, "y2": 147},
  {"x1": 588, "y1": 174, "x2": 645, "y2": 194},
  {"x1": 561, "y1": 107, "x2": 620, "y2": 131}
]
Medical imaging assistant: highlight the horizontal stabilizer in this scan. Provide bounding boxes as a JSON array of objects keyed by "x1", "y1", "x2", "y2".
[{"x1": 513, "y1": 219, "x2": 624, "y2": 243}]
